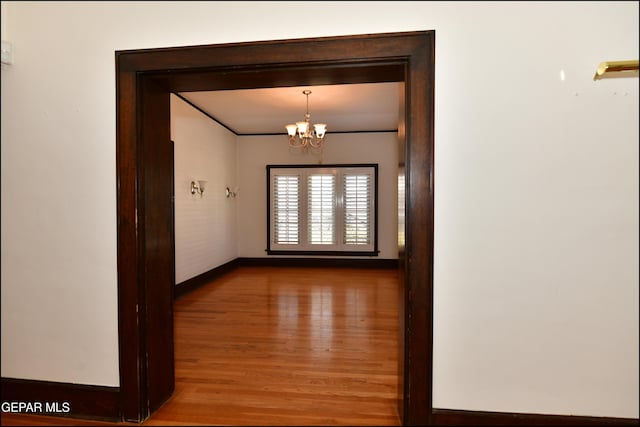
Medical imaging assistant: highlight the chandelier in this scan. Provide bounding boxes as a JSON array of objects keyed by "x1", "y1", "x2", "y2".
[{"x1": 285, "y1": 90, "x2": 327, "y2": 149}]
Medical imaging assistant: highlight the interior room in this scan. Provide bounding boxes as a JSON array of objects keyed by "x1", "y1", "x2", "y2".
[
  {"x1": 171, "y1": 83, "x2": 401, "y2": 280},
  {"x1": 1, "y1": 2, "x2": 638, "y2": 426}
]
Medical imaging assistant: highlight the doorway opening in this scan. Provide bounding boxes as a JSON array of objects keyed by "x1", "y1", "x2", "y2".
[{"x1": 115, "y1": 31, "x2": 434, "y2": 424}]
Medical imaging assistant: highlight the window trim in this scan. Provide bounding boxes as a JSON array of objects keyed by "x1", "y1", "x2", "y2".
[{"x1": 266, "y1": 163, "x2": 379, "y2": 256}]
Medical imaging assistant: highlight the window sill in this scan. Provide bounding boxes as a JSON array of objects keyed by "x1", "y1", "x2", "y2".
[{"x1": 266, "y1": 250, "x2": 379, "y2": 257}]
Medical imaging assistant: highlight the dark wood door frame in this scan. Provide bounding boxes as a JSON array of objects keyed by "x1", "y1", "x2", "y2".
[{"x1": 116, "y1": 31, "x2": 435, "y2": 424}]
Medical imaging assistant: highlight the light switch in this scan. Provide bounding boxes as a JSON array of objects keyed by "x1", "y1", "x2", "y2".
[{"x1": 1, "y1": 41, "x2": 13, "y2": 65}]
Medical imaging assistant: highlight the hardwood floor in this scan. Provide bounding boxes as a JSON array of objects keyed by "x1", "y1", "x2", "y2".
[{"x1": 1, "y1": 267, "x2": 401, "y2": 426}]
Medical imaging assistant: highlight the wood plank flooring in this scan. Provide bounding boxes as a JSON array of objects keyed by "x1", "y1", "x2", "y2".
[{"x1": 1, "y1": 267, "x2": 401, "y2": 426}]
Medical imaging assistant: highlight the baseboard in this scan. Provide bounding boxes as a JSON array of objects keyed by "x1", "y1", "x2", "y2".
[
  {"x1": 237, "y1": 257, "x2": 399, "y2": 269},
  {"x1": 0, "y1": 377, "x2": 120, "y2": 422},
  {"x1": 175, "y1": 258, "x2": 239, "y2": 299},
  {"x1": 431, "y1": 408, "x2": 639, "y2": 426}
]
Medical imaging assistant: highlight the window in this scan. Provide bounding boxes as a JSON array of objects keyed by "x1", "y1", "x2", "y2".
[{"x1": 267, "y1": 164, "x2": 378, "y2": 256}]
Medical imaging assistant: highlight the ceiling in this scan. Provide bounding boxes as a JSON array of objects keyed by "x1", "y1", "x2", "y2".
[{"x1": 177, "y1": 82, "x2": 401, "y2": 135}]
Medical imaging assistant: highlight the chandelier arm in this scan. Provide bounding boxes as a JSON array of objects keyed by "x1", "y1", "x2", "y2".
[
  {"x1": 308, "y1": 137, "x2": 323, "y2": 148},
  {"x1": 289, "y1": 137, "x2": 304, "y2": 148}
]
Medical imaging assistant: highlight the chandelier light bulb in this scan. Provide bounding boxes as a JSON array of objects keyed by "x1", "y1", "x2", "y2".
[{"x1": 286, "y1": 124, "x2": 297, "y2": 137}]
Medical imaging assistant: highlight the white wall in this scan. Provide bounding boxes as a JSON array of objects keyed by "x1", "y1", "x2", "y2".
[
  {"x1": 0, "y1": 1, "x2": 637, "y2": 419},
  {"x1": 1, "y1": 2, "x2": 8, "y2": 40},
  {"x1": 236, "y1": 133, "x2": 398, "y2": 259},
  {"x1": 171, "y1": 95, "x2": 238, "y2": 284}
]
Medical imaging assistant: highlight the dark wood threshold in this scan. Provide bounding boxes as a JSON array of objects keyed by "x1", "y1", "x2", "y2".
[
  {"x1": 432, "y1": 408, "x2": 639, "y2": 426},
  {"x1": 0, "y1": 377, "x2": 121, "y2": 422},
  {"x1": 116, "y1": 31, "x2": 433, "y2": 423}
]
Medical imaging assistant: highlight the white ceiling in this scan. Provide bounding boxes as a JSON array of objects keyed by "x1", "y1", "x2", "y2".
[{"x1": 178, "y1": 82, "x2": 400, "y2": 135}]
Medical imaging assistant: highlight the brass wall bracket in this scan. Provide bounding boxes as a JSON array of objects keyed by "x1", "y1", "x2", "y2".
[{"x1": 593, "y1": 60, "x2": 639, "y2": 80}]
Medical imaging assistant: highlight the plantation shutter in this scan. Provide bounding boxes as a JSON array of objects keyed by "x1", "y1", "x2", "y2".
[
  {"x1": 273, "y1": 175, "x2": 300, "y2": 244},
  {"x1": 267, "y1": 164, "x2": 377, "y2": 255},
  {"x1": 307, "y1": 174, "x2": 335, "y2": 244},
  {"x1": 343, "y1": 174, "x2": 371, "y2": 245}
]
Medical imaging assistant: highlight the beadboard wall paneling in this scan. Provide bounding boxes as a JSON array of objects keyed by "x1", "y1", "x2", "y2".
[{"x1": 171, "y1": 94, "x2": 238, "y2": 284}]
